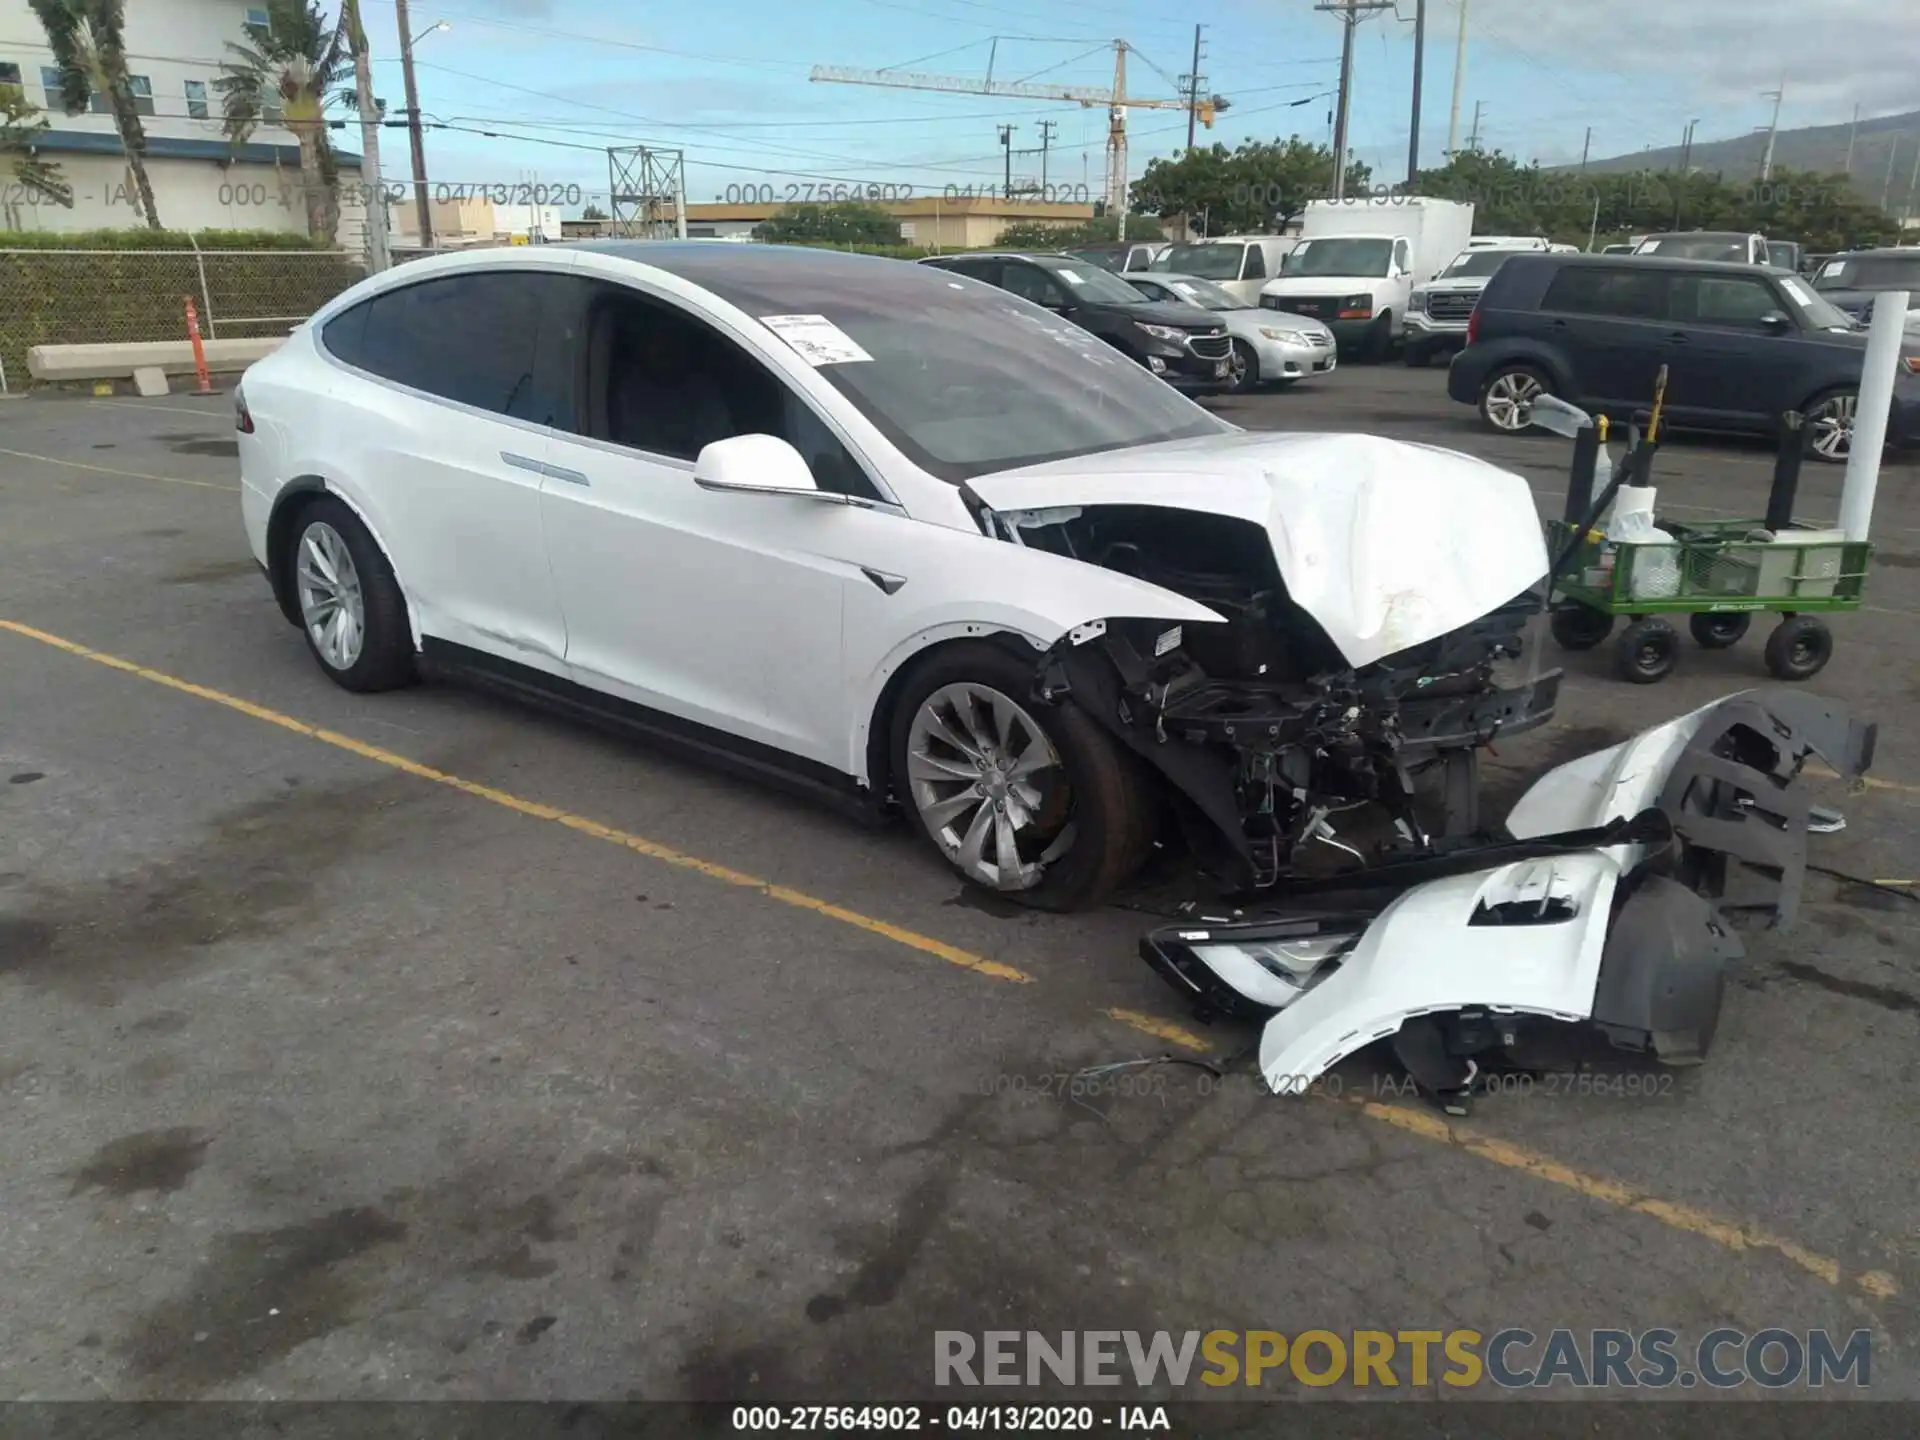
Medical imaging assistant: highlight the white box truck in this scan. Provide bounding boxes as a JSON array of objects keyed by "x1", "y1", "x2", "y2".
[{"x1": 1256, "y1": 197, "x2": 1475, "y2": 359}]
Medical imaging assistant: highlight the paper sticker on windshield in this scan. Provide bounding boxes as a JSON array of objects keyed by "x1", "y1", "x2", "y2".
[
  {"x1": 1172, "y1": 282, "x2": 1199, "y2": 296},
  {"x1": 1639, "y1": 240, "x2": 1660, "y2": 252},
  {"x1": 758, "y1": 314, "x2": 873, "y2": 366},
  {"x1": 1819, "y1": 260, "x2": 1844, "y2": 280},
  {"x1": 1057, "y1": 268, "x2": 1087, "y2": 286}
]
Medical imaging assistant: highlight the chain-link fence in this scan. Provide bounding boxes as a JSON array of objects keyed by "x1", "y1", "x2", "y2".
[{"x1": 0, "y1": 246, "x2": 367, "y2": 391}]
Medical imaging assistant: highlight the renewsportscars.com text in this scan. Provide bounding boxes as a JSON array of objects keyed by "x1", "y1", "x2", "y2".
[{"x1": 934, "y1": 1328, "x2": 1871, "y2": 1390}]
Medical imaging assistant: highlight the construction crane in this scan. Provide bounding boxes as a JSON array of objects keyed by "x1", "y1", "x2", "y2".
[{"x1": 811, "y1": 40, "x2": 1215, "y2": 237}]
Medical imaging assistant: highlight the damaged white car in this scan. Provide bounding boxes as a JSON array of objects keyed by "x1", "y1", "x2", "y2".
[{"x1": 240, "y1": 242, "x2": 1562, "y2": 911}]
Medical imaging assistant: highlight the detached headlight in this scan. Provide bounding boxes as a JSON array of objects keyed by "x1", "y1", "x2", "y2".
[
  {"x1": 1137, "y1": 322, "x2": 1187, "y2": 343},
  {"x1": 1188, "y1": 931, "x2": 1353, "y2": 1011}
]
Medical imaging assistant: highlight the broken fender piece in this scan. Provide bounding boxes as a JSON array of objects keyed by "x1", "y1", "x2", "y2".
[{"x1": 1139, "y1": 690, "x2": 1872, "y2": 1096}]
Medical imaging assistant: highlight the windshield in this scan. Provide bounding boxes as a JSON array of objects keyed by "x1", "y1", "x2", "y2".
[
  {"x1": 1033, "y1": 258, "x2": 1153, "y2": 305},
  {"x1": 1062, "y1": 248, "x2": 1123, "y2": 273},
  {"x1": 1636, "y1": 235, "x2": 1750, "y2": 262},
  {"x1": 1777, "y1": 274, "x2": 1859, "y2": 331},
  {"x1": 1282, "y1": 237, "x2": 1393, "y2": 277},
  {"x1": 1766, "y1": 242, "x2": 1799, "y2": 268},
  {"x1": 1813, "y1": 253, "x2": 1920, "y2": 291},
  {"x1": 1439, "y1": 249, "x2": 1520, "y2": 278},
  {"x1": 1150, "y1": 244, "x2": 1244, "y2": 279},
  {"x1": 700, "y1": 261, "x2": 1230, "y2": 483},
  {"x1": 1155, "y1": 276, "x2": 1241, "y2": 310}
]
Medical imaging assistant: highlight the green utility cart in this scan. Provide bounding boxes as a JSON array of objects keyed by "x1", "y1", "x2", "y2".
[{"x1": 1528, "y1": 372, "x2": 1873, "y2": 684}]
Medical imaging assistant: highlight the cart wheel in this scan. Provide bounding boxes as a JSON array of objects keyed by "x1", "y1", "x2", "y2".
[
  {"x1": 1550, "y1": 605, "x2": 1614, "y2": 651},
  {"x1": 1615, "y1": 617, "x2": 1679, "y2": 683},
  {"x1": 1764, "y1": 616, "x2": 1833, "y2": 680},
  {"x1": 1689, "y1": 612, "x2": 1752, "y2": 649}
]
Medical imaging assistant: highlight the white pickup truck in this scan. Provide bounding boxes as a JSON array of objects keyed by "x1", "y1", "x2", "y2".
[{"x1": 1256, "y1": 197, "x2": 1475, "y2": 359}]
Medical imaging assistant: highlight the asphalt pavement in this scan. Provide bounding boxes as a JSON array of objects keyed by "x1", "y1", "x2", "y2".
[{"x1": 1, "y1": 367, "x2": 1916, "y2": 1408}]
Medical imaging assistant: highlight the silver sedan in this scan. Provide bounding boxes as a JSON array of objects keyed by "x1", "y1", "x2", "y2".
[{"x1": 1124, "y1": 272, "x2": 1338, "y2": 392}]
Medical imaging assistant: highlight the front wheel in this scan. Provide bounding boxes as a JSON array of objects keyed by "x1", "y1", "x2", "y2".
[
  {"x1": 1764, "y1": 615, "x2": 1833, "y2": 680},
  {"x1": 1804, "y1": 389, "x2": 1856, "y2": 464},
  {"x1": 1225, "y1": 338, "x2": 1259, "y2": 393},
  {"x1": 1615, "y1": 616, "x2": 1678, "y2": 683},
  {"x1": 1480, "y1": 365, "x2": 1551, "y2": 433},
  {"x1": 890, "y1": 642, "x2": 1154, "y2": 912},
  {"x1": 1403, "y1": 342, "x2": 1433, "y2": 369},
  {"x1": 1550, "y1": 605, "x2": 1614, "y2": 651}
]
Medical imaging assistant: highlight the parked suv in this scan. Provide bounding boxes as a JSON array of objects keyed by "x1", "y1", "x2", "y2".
[
  {"x1": 1810, "y1": 247, "x2": 1920, "y2": 333},
  {"x1": 1062, "y1": 241, "x2": 1166, "y2": 274},
  {"x1": 921, "y1": 252, "x2": 1232, "y2": 391},
  {"x1": 1448, "y1": 253, "x2": 1920, "y2": 462},
  {"x1": 1631, "y1": 231, "x2": 1771, "y2": 266},
  {"x1": 1403, "y1": 247, "x2": 1533, "y2": 367}
]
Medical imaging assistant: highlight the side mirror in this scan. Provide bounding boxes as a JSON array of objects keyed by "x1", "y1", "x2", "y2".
[
  {"x1": 1759, "y1": 311, "x2": 1793, "y2": 334},
  {"x1": 693, "y1": 434, "x2": 824, "y2": 497},
  {"x1": 1527, "y1": 393, "x2": 1593, "y2": 438}
]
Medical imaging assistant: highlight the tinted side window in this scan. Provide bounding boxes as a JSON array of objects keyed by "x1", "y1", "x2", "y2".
[
  {"x1": 1241, "y1": 246, "x2": 1266, "y2": 280},
  {"x1": 319, "y1": 299, "x2": 370, "y2": 366},
  {"x1": 1540, "y1": 266, "x2": 1671, "y2": 321},
  {"x1": 571, "y1": 279, "x2": 882, "y2": 501},
  {"x1": 350, "y1": 272, "x2": 553, "y2": 419},
  {"x1": 1672, "y1": 275, "x2": 1782, "y2": 328},
  {"x1": 1001, "y1": 263, "x2": 1066, "y2": 307}
]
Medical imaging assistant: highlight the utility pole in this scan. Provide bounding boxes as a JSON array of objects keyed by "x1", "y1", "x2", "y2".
[
  {"x1": 1466, "y1": 100, "x2": 1484, "y2": 153},
  {"x1": 1906, "y1": 140, "x2": 1920, "y2": 222},
  {"x1": 1881, "y1": 136, "x2": 1900, "y2": 211},
  {"x1": 1181, "y1": 24, "x2": 1206, "y2": 152},
  {"x1": 1445, "y1": 0, "x2": 1468, "y2": 156},
  {"x1": 1844, "y1": 103, "x2": 1860, "y2": 174},
  {"x1": 1406, "y1": 0, "x2": 1425, "y2": 184},
  {"x1": 998, "y1": 124, "x2": 1016, "y2": 200},
  {"x1": 1038, "y1": 119, "x2": 1057, "y2": 193},
  {"x1": 394, "y1": 0, "x2": 432, "y2": 248},
  {"x1": 1674, "y1": 118, "x2": 1698, "y2": 229},
  {"x1": 1758, "y1": 80, "x2": 1784, "y2": 181},
  {"x1": 342, "y1": 0, "x2": 389, "y2": 271},
  {"x1": 1316, "y1": 0, "x2": 1394, "y2": 200},
  {"x1": 1578, "y1": 125, "x2": 1591, "y2": 173}
]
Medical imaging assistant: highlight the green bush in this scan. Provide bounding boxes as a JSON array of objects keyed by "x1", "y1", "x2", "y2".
[{"x1": 0, "y1": 228, "x2": 334, "y2": 250}]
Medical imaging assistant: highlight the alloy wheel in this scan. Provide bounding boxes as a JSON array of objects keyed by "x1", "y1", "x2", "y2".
[
  {"x1": 1808, "y1": 393, "x2": 1854, "y2": 461},
  {"x1": 905, "y1": 681, "x2": 1075, "y2": 891},
  {"x1": 1483, "y1": 370, "x2": 1544, "y2": 431},
  {"x1": 295, "y1": 521, "x2": 366, "y2": 671}
]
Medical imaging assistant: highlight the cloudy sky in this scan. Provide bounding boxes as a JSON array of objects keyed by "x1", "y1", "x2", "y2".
[{"x1": 353, "y1": 0, "x2": 1914, "y2": 209}]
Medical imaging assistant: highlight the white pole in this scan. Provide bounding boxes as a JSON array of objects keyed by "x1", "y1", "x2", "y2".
[{"x1": 1838, "y1": 289, "x2": 1910, "y2": 543}]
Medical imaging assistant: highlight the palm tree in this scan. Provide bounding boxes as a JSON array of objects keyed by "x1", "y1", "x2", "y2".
[
  {"x1": 214, "y1": 0, "x2": 351, "y2": 244},
  {"x1": 27, "y1": 0, "x2": 161, "y2": 228},
  {"x1": 0, "y1": 82, "x2": 73, "y2": 211}
]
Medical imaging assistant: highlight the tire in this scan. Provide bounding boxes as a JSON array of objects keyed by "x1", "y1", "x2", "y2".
[
  {"x1": 1362, "y1": 313, "x2": 1394, "y2": 363},
  {"x1": 1403, "y1": 342, "x2": 1433, "y2": 369},
  {"x1": 888, "y1": 641, "x2": 1154, "y2": 912},
  {"x1": 1550, "y1": 605, "x2": 1614, "y2": 651},
  {"x1": 1225, "y1": 338, "x2": 1259, "y2": 393},
  {"x1": 1689, "y1": 612, "x2": 1751, "y2": 649},
  {"x1": 1479, "y1": 364, "x2": 1552, "y2": 433},
  {"x1": 1763, "y1": 615, "x2": 1833, "y2": 680},
  {"x1": 284, "y1": 495, "x2": 416, "y2": 692},
  {"x1": 1803, "y1": 388, "x2": 1856, "y2": 464},
  {"x1": 1614, "y1": 616, "x2": 1678, "y2": 684}
]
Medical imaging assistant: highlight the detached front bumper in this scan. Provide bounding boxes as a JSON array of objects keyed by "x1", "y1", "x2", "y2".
[{"x1": 1140, "y1": 690, "x2": 1876, "y2": 1101}]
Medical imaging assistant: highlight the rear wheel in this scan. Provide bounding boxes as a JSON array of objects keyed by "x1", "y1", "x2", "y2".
[
  {"x1": 890, "y1": 642, "x2": 1154, "y2": 912},
  {"x1": 1550, "y1": 605, "x2": 1614, "y2": 651},
  {"x1": 1479, "y1": 365, "x2": 1551, "y2": 433},
  {"x1": 1362, "y1": 312, "x2": 1394, "y2": 363},
  {"x1": 1403, "y1": 341, "x2": 1433, "y2": 369},
  {"x1": 286, "y1": 496, "x2": 415, "y2": 692},
  {"x1": 1689, "y1": 612, "x2": 1751, "y2": 649}
]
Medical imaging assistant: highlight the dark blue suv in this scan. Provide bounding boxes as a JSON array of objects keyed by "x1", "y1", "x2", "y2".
[{"x1": 1447, "y1": 253, "x2": 1920, "y2": 462}]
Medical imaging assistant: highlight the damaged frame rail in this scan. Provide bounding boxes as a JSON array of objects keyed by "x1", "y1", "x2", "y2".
[{"x1": 1137, "y1": 690, "x2": 1876, "y2": 1108}]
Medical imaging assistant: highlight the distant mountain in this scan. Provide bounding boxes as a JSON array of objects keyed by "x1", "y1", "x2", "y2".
[{"x1": 1576, "y1": 109, "x2": 1920, "y2": 212}]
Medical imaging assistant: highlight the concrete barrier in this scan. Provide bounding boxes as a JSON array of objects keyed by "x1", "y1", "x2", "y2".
[{"x1": 26, "y1": 336, "x2": 287, "y2": 383}]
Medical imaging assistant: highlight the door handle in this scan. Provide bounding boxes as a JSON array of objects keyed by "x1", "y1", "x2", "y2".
[
  {"x1": 1664, "y1": 332, "x2": 1690, "y2": 345},
  {"x1": 502, "y1": 451, "x2": 590, "y2": 486}
]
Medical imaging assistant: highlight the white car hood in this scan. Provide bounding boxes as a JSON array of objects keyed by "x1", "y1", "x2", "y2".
[{"x1": 967, "y1": 431, "x2": 1547, "y2": 669}]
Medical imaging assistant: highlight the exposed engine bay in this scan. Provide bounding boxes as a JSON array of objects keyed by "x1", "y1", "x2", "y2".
[{"x1": 983, "y1": 502, "x2": 1560, "y2": 891}]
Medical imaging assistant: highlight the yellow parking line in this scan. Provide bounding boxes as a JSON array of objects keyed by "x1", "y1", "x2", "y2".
[
  {"x1": 0, "y1": 618, "x2": 1033, "y2": 986},
  {"x1": 0, "y1": 446, "x2": 237, "y2": 493},
  {"x1": 1097, "y1": 1012, "x2": 1898, "y2": 1300},
  {"x1": 4, "y1": 616, "x2": 1897, "y2": 1303},
  {"x1": 85, "y1": 396, "x2": 229, "y2": 416}
]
